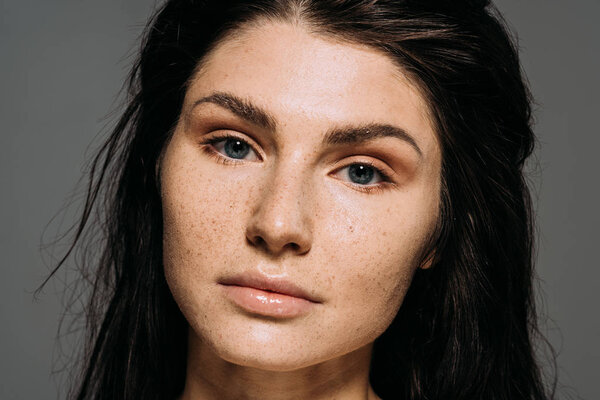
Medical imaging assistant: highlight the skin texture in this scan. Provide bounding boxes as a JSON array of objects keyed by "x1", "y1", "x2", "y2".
[{"x1": 160, "y1": 21, "x2": 441, "y2": 400}]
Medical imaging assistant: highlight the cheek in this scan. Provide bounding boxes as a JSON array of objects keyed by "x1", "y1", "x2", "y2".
[
  {"x1": 316, "y1": 194, "x2": 435, "y2": 332},
  {"x1": 161, "y1": 146, "x2": 257, "y2": 253},
  {"x1": 160, "y1": 154, "x2": 255, "y2": 311}
]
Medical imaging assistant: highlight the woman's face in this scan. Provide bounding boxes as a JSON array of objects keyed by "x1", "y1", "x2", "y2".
[{"x1": 160, "y1": 21, "x2": 441, "y2": 371}]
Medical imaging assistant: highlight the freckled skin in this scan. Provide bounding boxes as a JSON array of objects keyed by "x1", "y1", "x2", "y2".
[{"x1": 161, "y1": 21, "x2": 441, "y2": 400}]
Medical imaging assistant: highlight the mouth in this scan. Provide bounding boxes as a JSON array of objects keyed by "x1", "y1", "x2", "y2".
[{"x1": 219, "y1": 272, "x2": 321, "y2": 318}]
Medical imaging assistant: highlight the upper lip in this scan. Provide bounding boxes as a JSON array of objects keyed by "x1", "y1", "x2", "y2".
[{"x1": 219, "y1": 272, "x2": 322, "y2": 303}]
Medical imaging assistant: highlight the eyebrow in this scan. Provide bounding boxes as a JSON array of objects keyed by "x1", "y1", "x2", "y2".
[
  {"x1": 189, "y1": 92, "x2": 277, "y2": 132},
  {"x1": 323, "y1": 124, "x2": 422, "y2": 157},
  {"x1": 189, "y1": 92, "x2": 422, "y2": 157}
]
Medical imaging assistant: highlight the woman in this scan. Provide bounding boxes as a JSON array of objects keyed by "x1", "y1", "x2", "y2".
[{"x1": 45, "y1": 0, "x2": 554, "y2": 398}]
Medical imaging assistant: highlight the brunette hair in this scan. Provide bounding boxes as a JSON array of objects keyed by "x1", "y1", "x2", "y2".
[{"x1": 42, "y1": 0, "x2": 555, "y2": 398}]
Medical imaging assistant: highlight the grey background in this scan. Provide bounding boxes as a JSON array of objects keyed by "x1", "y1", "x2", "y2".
[{"x1": 1, "y1": 0, "x2": 598, "y2": 399}]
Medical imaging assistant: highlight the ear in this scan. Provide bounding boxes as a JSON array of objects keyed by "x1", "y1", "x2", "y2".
[
  {"x1": 420, "y1": 258, "x2": 434, "y2": 270},
  {"x1": 419, "y1": 249, "x2": 437, "y2": 270}
]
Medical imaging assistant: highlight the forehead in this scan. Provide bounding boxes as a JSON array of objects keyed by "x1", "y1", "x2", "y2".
[{"x1": 184, "y1": 21, "x2": 438, "y2": 156}]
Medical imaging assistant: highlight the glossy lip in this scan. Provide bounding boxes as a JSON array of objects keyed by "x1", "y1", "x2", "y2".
[
  {"x1": 219, "y1": 272, "x2": 322, "y2": 303},
  {"x1": 219, "y1": 272, "x2": 322, "y2": 318}
]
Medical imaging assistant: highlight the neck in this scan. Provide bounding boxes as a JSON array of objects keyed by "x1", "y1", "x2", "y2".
[{"x1": 179, "y1": 330, "x2": 380, "y2": 400}]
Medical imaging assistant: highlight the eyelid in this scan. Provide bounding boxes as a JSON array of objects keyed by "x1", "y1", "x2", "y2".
[
  {"x1": 331, "y1": 159, "x2": 397, "y2": 194},
  {"x1": 200, "y1": 132, "x2": 263, "y2": 162}
]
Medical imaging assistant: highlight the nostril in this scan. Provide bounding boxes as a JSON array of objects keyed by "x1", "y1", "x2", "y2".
[
  {"x1": 248, "y1": 235, "x2": 265, "y2": 248},
  {"x1": 245, "y1": 210, "x2": 313, "y2": 254},
  {"x1": 246, "y1": 233, "x2": 304, "y2": 254}
]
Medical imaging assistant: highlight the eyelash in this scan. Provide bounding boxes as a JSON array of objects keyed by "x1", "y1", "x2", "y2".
[
  {"x1": 200, "y1": 134, "x2": 261, "y2": 165},
  {"x1": 342, "y1": 161, "x2": 393, "y2": 195},
  {"x1": 199, "y1": 133, "x2": 394, "y2": 194}
]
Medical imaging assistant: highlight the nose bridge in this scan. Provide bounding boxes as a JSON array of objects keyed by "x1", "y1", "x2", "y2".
[{"x1": 246, "y1": 152, "x2": 313, "y2": 255}]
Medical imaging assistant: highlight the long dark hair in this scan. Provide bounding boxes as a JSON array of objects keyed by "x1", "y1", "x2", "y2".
[{"x1": 42, "y1": 0, "x2": 554, "y2": 398}]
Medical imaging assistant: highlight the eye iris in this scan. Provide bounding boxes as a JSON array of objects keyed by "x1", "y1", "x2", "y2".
[
  {"x1": 224, "y1": 139, "x2": 250, "y2": 159},
  {"x1": 348, "y1": 164, "x2": 375, "y2": 185}
]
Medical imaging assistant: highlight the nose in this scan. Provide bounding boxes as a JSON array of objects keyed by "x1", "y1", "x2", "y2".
[{"x1": 245, "y1": 166, "x2": 313, "y2": 256}]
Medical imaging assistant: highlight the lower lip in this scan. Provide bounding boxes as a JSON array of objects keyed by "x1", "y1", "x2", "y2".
[{"x1": 221, "y1": 285, "x2": 315, "y2": 318}]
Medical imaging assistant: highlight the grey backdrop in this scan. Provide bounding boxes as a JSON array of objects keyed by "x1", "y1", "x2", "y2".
[{"x1": 1, "y1": 1, "x2": 598, "y2": 399}]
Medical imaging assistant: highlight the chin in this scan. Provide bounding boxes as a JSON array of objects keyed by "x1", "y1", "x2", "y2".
[
  {"x1": 221, "y1": 351, "x2": 314, "y2": 372},
  {"x1": 194, "y1": 319, "x2": 338, "y2": 372},
  {"x1": 212, "y1": 338, "x2": 324, "y2": 372}
]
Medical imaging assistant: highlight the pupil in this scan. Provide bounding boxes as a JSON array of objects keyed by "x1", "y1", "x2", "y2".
[
  {"x1": 349, "y1": 164, "x2": 374, "y2": 185},
  {"x1": 224, "y1": 139, "x2": 250, "y2": 159}
]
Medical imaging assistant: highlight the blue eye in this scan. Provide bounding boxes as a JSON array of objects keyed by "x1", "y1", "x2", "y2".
[
  {"x1": 339, "y1": 163, "x2": 388, "y2": 187},
  {"x1": 206, "y1": 135, "x2": 259, "y2": 161},
  {"x1": 348, "y1": 164, "x2": 376, "y2": 185},
  {"x1": 223, "y1": 138, "x2": 250, "y2": 159}
]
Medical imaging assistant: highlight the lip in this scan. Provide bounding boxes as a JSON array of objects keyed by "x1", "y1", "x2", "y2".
[{"x1": 219, "y1": 272, "x2": 321, "y2": 318}]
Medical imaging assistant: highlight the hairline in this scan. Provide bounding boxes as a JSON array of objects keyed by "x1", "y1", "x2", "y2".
[{"x1": 185, "y1": 15, "x2": 439, "y2": 137}]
